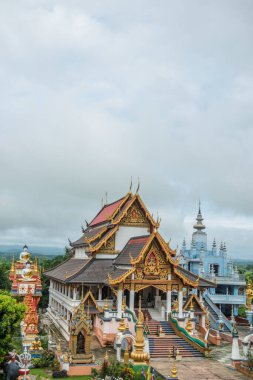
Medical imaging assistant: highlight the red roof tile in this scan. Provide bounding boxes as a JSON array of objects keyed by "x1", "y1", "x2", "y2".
[{"x1": 89, "y1": 197, "x2": 126, "y2": 226}]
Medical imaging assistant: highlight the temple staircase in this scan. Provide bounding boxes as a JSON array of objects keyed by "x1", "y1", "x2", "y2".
[
  {"x1": 203, "y1": 294, "x2": 232, "y2": 333},
  {"x1": 146, "y1": 318, "x2": 204, "y2": 358}
]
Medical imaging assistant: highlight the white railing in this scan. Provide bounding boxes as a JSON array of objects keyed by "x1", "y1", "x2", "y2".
[
  {"x1": 209, "y1": 294, "x2": 246, "y2": 305},
  {"x1": 214, "y1": 276, "x2": 246, "y2": 284}
]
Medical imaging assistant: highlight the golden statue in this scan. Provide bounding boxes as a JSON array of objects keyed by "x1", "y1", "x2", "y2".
[
  {"x1": 246, "y1": 281, "x2": 253, "y2": 311},
  {"x1": 30, "y1": 337, "x2": 43, "y2": 351}
]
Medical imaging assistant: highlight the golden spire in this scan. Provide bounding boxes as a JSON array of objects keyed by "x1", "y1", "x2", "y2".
[
  {"x1": 130, "y1": 295, "x2": 149, "y2": 364},
  {"x1": 185, "y1": 318, "x2": 193, "y2": 334},
  {"x1": 190, "y1": 298, "x2": 194, "y2": 312},
  {"x1": 10, "y1": 256, "x2": 15, "y2": 272},
  {"x1": 122, "y1": 297, "x2": 126, "y2": 312},
  {"x1": 170, "y1": 361, "x2": 178, "y2": 378}
]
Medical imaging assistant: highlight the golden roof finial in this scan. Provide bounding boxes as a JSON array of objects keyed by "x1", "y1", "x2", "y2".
[
  {"x1": 129, "y1": 176, "x2": 133, "y2": 193},
  {"x1": 136, "y1": 177, "x2": 140, "y2": 194}
]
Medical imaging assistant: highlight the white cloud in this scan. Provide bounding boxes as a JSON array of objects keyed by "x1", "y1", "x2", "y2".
[{"x1": 0, "y1": 0, "x2": 253, "y2": 258}]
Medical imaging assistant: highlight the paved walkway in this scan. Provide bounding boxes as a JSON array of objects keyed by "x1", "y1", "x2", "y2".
[{"x1": 151, "y1": 358, "x2": 248, "y2": 380}]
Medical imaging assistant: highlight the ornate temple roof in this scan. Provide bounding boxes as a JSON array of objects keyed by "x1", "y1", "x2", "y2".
[
  {"x1": 114, "y1": 235, "x2": 150, "y2": 265},
  {"x1": 68, "y1": 259, "x2": 114, "y2": 284},
  {"x1": 89, "y1": 196, "x2": 128, "y2": 226},
  {"x1": 70, "y1": 192, "x2": 158, "y2": 250},
  {"x1": 44, "y1": 258, "x2": 113, "y2": 284},
  {"x1": 44, "y1": 258, "x2": 91, "y2": 282},
  {"x1": 175, "y1": 266, "x2": 215, "y2": 287}
]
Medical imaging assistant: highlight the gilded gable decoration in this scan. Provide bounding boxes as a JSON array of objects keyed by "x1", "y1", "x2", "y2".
[{"x1": 120, "y1": 203, "x2": 148, "y2": 227}]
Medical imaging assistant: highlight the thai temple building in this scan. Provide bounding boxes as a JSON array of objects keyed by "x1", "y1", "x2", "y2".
[
  {"x1": 179, "y1": 203, "x2": 246, "y2": 320},
  {"x1": 44, "y1": 189, "x2": 220, "y2": 362}
]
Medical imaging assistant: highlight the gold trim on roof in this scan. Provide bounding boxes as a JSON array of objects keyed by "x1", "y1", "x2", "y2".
[
  {"x1": 84, "y1": 226, "x2": 108, "y2": 244},
  {"x1": 109, "y1": 193, "x2": 132, "y2": 220},
  {"x1": 80, "y1": 289, "x2": 103, "y2": 313},
  {"x1": 174, "y1": 267, "x2": 199, "y2": 288},
  {"x1": 108, "y1": 267, "x2": 135, "y2": 286},
  {"x1": 183, "y1": 293, "x2": 206, "y2": 313},
  {"x1": 88, "y1": 226, "x2": 118, "y2": 253}
]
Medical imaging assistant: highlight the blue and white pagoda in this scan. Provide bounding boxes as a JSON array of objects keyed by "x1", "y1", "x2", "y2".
[{"x1": 179, "y1": 203, "x2": 246, "y2": 317}]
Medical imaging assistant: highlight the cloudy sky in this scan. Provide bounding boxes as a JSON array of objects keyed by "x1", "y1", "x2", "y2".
[{"x1": 0, "y1": 0, "x2": 253, "y2": 258}]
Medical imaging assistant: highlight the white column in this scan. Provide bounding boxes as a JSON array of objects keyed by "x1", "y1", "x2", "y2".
[
  {"x1": 130, "y1": 290, "x2": 135, "y2": 311},
  {"x1": 73, "y1": 286, "x2": 77, "y2": 300},
  {"x1": 178, "y1": 290, "x2": 183, "y2": 319},
  {"x1": 166, "y1": 290, "x2": 172, "y2": 316},
  {"x1": 117, "y1": 289, "x2": 123, "y2": 318},
  {"x1": 98, "y1": 286, "x2": 102, "y2": 301}
]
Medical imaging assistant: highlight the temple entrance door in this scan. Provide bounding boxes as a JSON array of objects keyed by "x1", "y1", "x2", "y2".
[
  {"x1": 134, "y1": 286, "x2": 164, "y2": 309},
  {"x1": 77, "y1": 332, "x2": 85, "y2": 354}
]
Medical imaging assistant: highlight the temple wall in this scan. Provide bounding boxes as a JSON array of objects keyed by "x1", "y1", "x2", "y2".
[
  {"x1": 115, "y1": 226, "x2": 149, "y2": 251},
  {"x1": 74, "y1": 247, "x2": 89, "y2": 259}
]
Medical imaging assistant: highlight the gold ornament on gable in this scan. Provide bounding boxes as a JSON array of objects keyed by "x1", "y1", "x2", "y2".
[{"x1": 121, "y1": 204, "x2": 148, "y2": 226}]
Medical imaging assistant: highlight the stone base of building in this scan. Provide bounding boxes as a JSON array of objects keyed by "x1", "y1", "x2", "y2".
[
  {"x1": 68, "y1": 364, "x2": 100, "y2": 376},
  {"x1": 70, "y1": 353, "x2": 94, "y2": 364}
]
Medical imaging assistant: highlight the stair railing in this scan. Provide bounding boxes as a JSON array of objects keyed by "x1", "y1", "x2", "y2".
[
  {"x1": 169, "y1": 312, "x2": 209, "y2": 355},
  {"x1": 204, "y1": 294, "x2": 232, "y2": 332}
]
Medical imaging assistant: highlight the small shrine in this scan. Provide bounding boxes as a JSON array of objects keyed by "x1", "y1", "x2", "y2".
[
  {"x1": 9, "y1": 245, "x2": 42, "y2": 353},
  {"x1": 69, "y1": 296, "x2": 94, "y2": 364}
]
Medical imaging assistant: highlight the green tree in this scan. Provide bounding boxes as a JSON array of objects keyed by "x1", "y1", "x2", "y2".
[
  {"x1": 0, "y1": 291, "x2": 26, "y2": 361},
  {"x1": 0, "y1": 260, "x2": 11, "y2": 291}
]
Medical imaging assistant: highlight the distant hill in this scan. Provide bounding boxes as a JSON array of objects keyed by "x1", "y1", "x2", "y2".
[
  {"x1": 234, "y1": 258, "x2": 253, "y2": 266},
  {"x1": 0, "y1": 245, "x2": 65, "y2": 260}
]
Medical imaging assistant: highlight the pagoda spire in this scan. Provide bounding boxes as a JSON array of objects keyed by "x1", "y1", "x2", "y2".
[
  {"x1": 182, "y1": 238, "x2": 186, "y2": 251},
  {"x1": 193, "y1": 201, "x2": 206, "y2": 231}
]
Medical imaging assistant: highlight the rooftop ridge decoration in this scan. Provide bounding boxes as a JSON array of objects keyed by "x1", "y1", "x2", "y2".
[{"x1": 183, "y1": 293, "x2": 206, "y2": 313}]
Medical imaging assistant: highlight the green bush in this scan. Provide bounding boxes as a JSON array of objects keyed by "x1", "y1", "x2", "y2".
[{"x1": 31, "y1": 350, "x2": 55, "y2": 368}]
